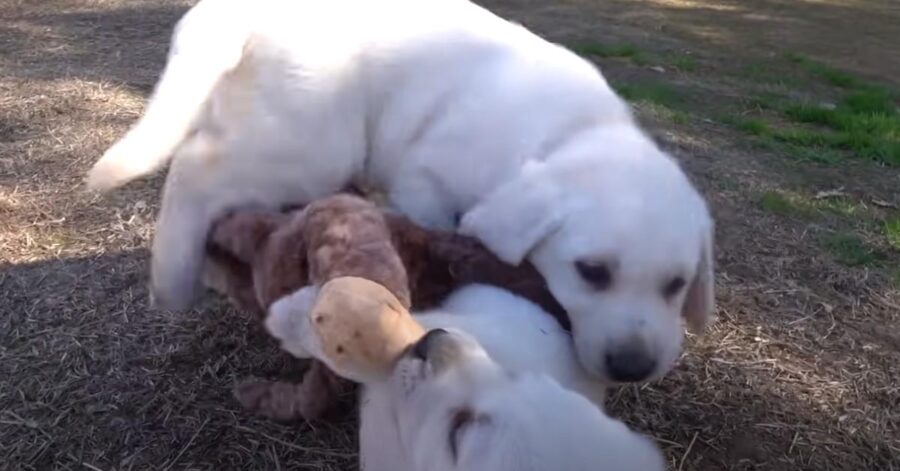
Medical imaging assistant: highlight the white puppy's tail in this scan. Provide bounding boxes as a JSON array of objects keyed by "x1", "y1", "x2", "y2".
[{"x1": 86, "y1": 0, "x2": 250, "y2": 192}]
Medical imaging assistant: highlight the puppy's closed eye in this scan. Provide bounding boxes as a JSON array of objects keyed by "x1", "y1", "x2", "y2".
[
  {"x1": 448, "y1": 407, "x2": 490, "y2": 462},
  {"x1": 662, "y1": 276, "x2": 686, "y2": 299},
  {"x1": 575, "y1": 260, "x2": 613, "y2": 290}
]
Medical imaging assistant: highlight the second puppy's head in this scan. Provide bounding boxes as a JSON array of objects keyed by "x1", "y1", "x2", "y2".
[{"x1": 391, "y1": 328, "x2": 666, "y2": 471}]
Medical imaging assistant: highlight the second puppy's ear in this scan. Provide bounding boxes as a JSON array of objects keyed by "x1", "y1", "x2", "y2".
[
  {"x1": 208, "y1": 209, "x2": 285, "y2": 263},
  {"x1": 682, "y1": 222, "x2": 715, "y2": 333}
]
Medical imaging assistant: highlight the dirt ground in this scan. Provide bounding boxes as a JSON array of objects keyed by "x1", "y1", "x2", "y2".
[{"x1": 1, "y1": 0, "x2": 898, "y2": 470}]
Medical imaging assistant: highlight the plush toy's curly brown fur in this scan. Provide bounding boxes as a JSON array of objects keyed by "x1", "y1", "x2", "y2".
[{"x1": 204, "y1": 193, "x2": 564, "y2": 422}]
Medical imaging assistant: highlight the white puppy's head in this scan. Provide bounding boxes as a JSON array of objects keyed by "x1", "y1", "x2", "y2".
[
  {"x1": 460, "y1": 125, "x2": 714, "y2": 384},
  {"x1": 392, "y1": 328, "x2": 665, "y2": 471}
]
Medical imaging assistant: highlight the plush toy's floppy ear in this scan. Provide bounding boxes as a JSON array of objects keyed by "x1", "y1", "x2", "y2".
[
  {"x1": 459, "y1": 161, "x2": 566, "y2": 265},
  {"x1": 682, "y1": 224, "x2": 715, "y2": 333},
  {"x1": 208, "y1": 209, "x2": 284, "y2": 263},
  {"x1": 265, "y1": 286, "x2": 319, "y2": 360}
]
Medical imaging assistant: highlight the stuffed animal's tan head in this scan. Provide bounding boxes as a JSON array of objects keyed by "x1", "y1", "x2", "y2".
[{"x1": 266, "y1": 276, "x2": 425, "y2": 383}]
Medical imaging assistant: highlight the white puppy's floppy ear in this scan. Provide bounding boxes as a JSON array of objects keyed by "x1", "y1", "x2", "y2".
[
  {"x1": 682, "y1": 225, "x2": 715, "y2": 332},
  {"x1": 459, "y1": 161, "x2": 565, "y2": 265}
]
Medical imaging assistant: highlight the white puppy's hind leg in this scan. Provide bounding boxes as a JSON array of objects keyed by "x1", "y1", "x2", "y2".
[
  {"x1": 148, "y1": 133, "x2": 233, "y2": 311},
  {"x1": 149, "y1": 185, "x2": 209, "y2": 311}
]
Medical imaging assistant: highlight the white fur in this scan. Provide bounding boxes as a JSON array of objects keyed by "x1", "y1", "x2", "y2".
[
  {"x1": 267, "y1": 284, "x2": 665, "y2": 471},
  {"x1": 87, "y1": 0, "x2": 714, "y2": 383}
]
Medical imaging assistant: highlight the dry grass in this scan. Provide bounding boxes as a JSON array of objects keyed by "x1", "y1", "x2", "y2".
[{"x1": 1, "y1": 0, "x2": 899, "y2": 470}]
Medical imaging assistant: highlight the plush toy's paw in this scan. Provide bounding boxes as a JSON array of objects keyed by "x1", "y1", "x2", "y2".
[
  {"x1": 202, "y1": 256, "x2": 263, "y2": 318},
  {"x1": 235, "y1": 379, "x2": 318, "y2": 422},
  {"x1": 234, "y1": 363, "x2": 349, "y2": 422}
]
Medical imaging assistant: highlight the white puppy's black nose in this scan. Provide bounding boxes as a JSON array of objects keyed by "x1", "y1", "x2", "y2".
[
  {"x1": 412, "y1": 328, "x2": 451, "y2": 361},
  {"x1": 605, "y1": 348, "x2": 656, "y2": 383}
]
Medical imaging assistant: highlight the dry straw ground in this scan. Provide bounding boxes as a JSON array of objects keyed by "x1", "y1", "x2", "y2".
[{"x1": 1, "y1": 0, "x2": 899, "y2": 470}]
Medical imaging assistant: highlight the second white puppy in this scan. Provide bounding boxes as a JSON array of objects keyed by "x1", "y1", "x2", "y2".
[
  {"x1": 88, "y1": 0, "x2": 715, "y2": 385},
  {"x1": 267, "y1": 284, "x2": 665, "y2": 471}
]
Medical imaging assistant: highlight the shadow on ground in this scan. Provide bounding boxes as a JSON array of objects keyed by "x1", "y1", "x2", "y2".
[
  {"x1": 0, "y1": 250, "x2": 357, "y2": 470},
  {"x1": 1, "y1": 2, "x2": 189, "y2": 93}
]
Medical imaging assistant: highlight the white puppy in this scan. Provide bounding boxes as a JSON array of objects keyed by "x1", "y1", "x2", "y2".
[
  {"x1": 267, "y1": 285, "x2": 666, "y2": 471},
  {"x1": 88, "y1": 0, "x2": 715, "y2": 384}
]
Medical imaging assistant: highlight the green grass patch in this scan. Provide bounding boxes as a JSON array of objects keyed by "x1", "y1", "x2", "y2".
[
  {"x1": 743, "y1": 63, "x2": 802, "y2": 88},
  {"x1": 786, "y1": 53, "x2": 862, "y2": 89},
  {"x1": 616, "y1": 83, "x2": 684, "y2": 107},
  {"x1": 759, "y1": 191, "x2": 801, "y2": 216},
  {"x1": 740, "y1": 54, "x2": 899, "y2": 145},
  {"x1": 736, "y1": 117, "x2": 770, "y2": 136},
  {"x1": 816, "y1": 198, "x2": 866, "y2": 217},
  {"x1": 843, "y1": 88, "x2": 896, "y2": 114},
  {"x1": 770, "y1": 127, "x2": 836, "y2": 148},
  {"x1": 782, "y1": 143, "x2": 846, "y2": 164},
  {"x1": 758, "y1": 190, "x2": 868, "y2": 218},
  {"x1": 810, "y1": 64, "x2": 859, "y2": 89},
  {"x1": 885, "y1": 218, "x2": 900, "y2": 250},
  {"x1": 570, "y1": 42, "x2": 667, "y2": 67},
  {"x1": 572, "y1": 42, "x2": 641, "y2": 59},
  {"x1": 571, "y1": 43, "x2": 702, "y2": 72},
  {"x1": 780, "y1": 89, "x2": 900, "y2": 164},
  {"x1": 724, "y1": 116, "x2": 844, "y2": 163},
  {"x1": 783, "y1": 103, "x2": 839, "y2": 126},
  {"x1": 640, "y1": 102, "x2": 690, "y2": 124},
  {"x1": 821, "y1": 232, "x2": 882, "y2": 267},
  {"x1": 746, "y1": 92, "x2": 785, "y2": 111},
  {"x1": 745, "y1": 62, "x2": 770, "y2": 80},
  {"x1": 731, "y1": 86, "x2": 900, "y2": 164},
  {"x1": 671, "y1": 55, "x2": 698, "y2": 72}
]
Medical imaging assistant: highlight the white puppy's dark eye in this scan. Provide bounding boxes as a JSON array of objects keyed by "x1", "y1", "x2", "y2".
[
  {"x1": 663, "y1": 276, "x2": 686, "y2": 298},
  {"x1": 448, "y1": 407, "x2": 491, "y2": 462},
  {"x1": 448, "y1": 408, "x2": 474, "y2": 462},
  {"x1": 575, "y1": 260, "x2": 613, "y2": 290}
]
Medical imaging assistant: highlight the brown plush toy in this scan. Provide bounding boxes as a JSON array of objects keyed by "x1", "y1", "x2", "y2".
[{"x1": 204, "y1": 193, "x2": 564, "y2": 422}]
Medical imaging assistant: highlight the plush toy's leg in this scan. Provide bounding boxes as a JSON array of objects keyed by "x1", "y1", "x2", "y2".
[
  {"x1": 202, "y1": 249, "x2": 264, "y2": 318},
  {"x1": 234, "y1": 360, "x2": 352, "y2": 422},
  {"x1": 298, "y1": 360, "x2": 352, "y2": 418}
]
